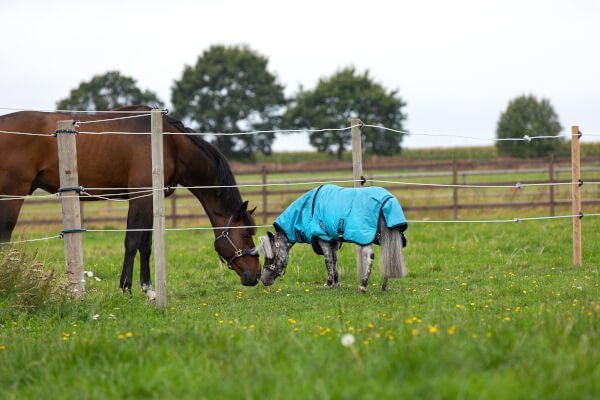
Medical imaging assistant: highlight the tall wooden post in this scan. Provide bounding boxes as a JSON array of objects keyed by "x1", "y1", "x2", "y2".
[
  {"x1": 549, "y1": 155, "x2": 555, "y2": 217},
  {"x1": 262, "y1": 166, "x2": 268, "y2": 224},
  {"x1": 151, "y1": 109, "x2": 167, "y2": 309},
  {"x1": 571, "y1": 126, "x2": 582, "y2": 266},
  {"x1": 351, "y1": 118, "x2": 364, "y2": 281},
  {"x1": 56, "y1": 120, "x2": 85, "y2": 295}
]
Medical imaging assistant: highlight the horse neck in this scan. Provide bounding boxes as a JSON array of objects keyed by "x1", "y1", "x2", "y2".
[
  {"x1": 173, "y1": 136, "x2": 242, "y2": 232},
  {"x1": 276, "y1": 229, "x2": 294, "y2": 253}
]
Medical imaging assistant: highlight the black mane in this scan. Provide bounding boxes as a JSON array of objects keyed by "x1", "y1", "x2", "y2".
[
  {"x1": 163, "y1": 114, "x2": 244, "y2": 214},
  {"x1": 111, "y1": 105, "x2": 245, "y2": 216}
]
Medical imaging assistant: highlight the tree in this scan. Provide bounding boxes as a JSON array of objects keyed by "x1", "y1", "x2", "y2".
[
  {"x1": 56, "y1": 71, "x2": 163, "y2": 111},
  {"x1": 171, "y1": 45, "x2": 286, "y2": 161},
  {"x1": 285, "y1": 67, "x2": 407, "y2": 159},
  {"x1": 496, "y1": 95, "x2": 563, "y2": 158}
]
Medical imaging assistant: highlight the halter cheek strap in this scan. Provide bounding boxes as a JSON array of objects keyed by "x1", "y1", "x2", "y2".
[
  {"x1": 264, "y1": 237, "x2": 286, "y2": 277},
  {"x1": 214, "y1": 214, "x2": 258, "y2": 270}
]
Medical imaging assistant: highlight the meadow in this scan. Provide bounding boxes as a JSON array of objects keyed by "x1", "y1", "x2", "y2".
[{"x1": 1, "y1": 216, "x2": 599, "y2": 399}]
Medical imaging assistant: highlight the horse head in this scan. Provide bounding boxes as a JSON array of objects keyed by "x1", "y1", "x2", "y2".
[
  {"x1": 213, "y1": 201, "x2": 261, "y2": 286},
  {"x1": 259, "y1": 230, "x2": 290, "y2": 286}
]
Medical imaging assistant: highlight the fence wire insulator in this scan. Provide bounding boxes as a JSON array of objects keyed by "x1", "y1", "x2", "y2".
[
  {"x1": 523, "y1": 135, "x2": 531, "y2": 143},
  {"x1": 578, "y1": 131, "x2": 583, "y2": 138},
  {"x1": 579, "y1": 211, "x2": 584, "y2": 220},
  {"x1": 516, "y1": 182, "x2": 523, "y2": 189},
  {"x1": 578, "y1": 179, "x2": 584, "y2": 187},
  {"x1": 514, "y1": 218, "x2": 520, "y2": 223}
]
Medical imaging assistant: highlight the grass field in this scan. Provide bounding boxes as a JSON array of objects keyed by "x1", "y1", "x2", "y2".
[{"x1": 1, "y1": 217, "x2": 600, "y2": 399}]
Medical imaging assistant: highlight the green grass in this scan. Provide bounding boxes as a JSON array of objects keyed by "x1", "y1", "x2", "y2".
[{"x1": 2, "y1": 218, "x2": 600, "y2": 399}]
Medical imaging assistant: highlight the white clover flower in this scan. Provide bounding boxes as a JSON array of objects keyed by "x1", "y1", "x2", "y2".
[
  {"x1": 108, "y1": 314, "x2": 116, "y2": 319},
  {"x1": 94, "y1": 277, "x2": 101, "y2": 282},
  {"x1": 84, "y1": 271, "x2": 94, "y2": 277},
  {"x1": 92, "y1": 314, "x2": 100, "y2": 320},
  {"x1": 341, "y1": 333, "x2": 355, "y2": 347}
]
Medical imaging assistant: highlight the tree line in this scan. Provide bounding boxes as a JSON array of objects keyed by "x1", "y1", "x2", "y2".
[{"x1": 57, "y1": 44, "x2": 562, "y2": 161}]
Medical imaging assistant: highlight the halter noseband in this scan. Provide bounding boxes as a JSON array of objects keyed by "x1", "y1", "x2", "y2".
[
  {"x1": 264, "y1": 235, "x2": 286, "y2": 278},
  {"x1": 214, "y1": 214, "x2": 258, "y2": 270}
]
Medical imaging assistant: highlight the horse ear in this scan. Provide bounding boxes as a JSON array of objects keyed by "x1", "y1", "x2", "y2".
[
  {"x1": 236, "y1": 201, "x2": 249, "y2": 219},
  {"x1": 249, "y1": 206, "x2": 257, "y2": 215}
]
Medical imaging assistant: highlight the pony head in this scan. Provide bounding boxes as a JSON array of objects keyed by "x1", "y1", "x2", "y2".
[{"x1": 258, "y1": 231, "x2": 289, "y2": 286}]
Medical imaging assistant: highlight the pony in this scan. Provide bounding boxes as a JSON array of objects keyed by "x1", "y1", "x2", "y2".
[
  {"x1": 0, "y1": 106, "x2": 261, "y2": 294},
  {"x1": 259, "y1": 184, "x2": 408, "y2": 292}
]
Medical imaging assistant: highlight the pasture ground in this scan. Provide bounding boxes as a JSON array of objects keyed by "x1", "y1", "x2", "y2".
[{"x1": 1, "y1": 218, "x2": 600, "y2": 399}]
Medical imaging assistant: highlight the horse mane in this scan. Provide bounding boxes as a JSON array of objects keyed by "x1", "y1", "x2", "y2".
[{"x1": 111, "y1": 106, "x2": 244, "y2": 214}]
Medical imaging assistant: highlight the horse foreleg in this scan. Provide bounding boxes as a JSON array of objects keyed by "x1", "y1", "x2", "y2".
[
  {"x1": 0, "y1": 199, "x2": 24, "y2": 243},
  {"x1": 120, "y1": 198, "x2": 152, "y2": 294},
  {"x1": 139, "y1": 229, "x2": 154, "y2": 297},
  {"x1": 358, "y1": 245, "x2": 374, "y2": 293}
]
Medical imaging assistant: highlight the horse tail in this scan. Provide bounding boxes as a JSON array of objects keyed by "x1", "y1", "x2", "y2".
[{"x1": 378, "y1": 215, "x2": 407, "y2": 279}]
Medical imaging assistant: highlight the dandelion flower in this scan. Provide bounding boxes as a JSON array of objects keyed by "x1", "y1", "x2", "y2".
[
  {"x1": 125, "y1": 332, "x2": 133, "y2": 338},
  {"x1": 341, "y1": 334, "x2": 355, "y2": 347}
]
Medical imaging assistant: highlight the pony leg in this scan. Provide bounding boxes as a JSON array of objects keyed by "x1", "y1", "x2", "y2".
[
  {"x1": 319, "y1": 239, "x2": 337, "y2": 288},
  {"x1": 358, "y1": 245, "x2": 374, "y2": 293},
  {"x1": 382, "y1": 277, "x2": 389, "y2": 291},
  {"x1": 331, "y1": 241, "x2": 341, "y2": 286}
]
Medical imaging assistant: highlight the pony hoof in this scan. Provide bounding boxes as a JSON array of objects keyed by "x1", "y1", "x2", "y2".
[
  {"x1": 146, "y1": 290, "x2": 156, "y2": 303},
  {"x1": 381, "y1": 285, "x2": 389, "y2": 291},
  {"x1": 358, "y1": 286, "x2": 367, "y2": 293},
  {"x1": 323, "y1": 282, "x2": 335, "y2": 289}
]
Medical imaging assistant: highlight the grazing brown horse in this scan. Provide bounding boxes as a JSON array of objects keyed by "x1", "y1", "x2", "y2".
[{"x1": 0, "y1": 106, "x2": 261, "y2": 291}]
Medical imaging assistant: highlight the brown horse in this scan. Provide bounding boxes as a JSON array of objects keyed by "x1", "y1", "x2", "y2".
[{"x1": 0, "y1": 106, "x2": 261, "y2": 291}]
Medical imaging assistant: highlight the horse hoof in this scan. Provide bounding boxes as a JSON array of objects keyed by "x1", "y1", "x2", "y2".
[
  {"x1": 146, "y1": 290, "x2": 156, "y2": 303},
  {"x1": 381, "y1": 285, "x2": 389, "y2": 291},
  {"x1": 358, "y1": 286, "x2": 367, "y2": 293},
  {"x1": 323, "y1": 282, "x2": 335, "y2": 289}
]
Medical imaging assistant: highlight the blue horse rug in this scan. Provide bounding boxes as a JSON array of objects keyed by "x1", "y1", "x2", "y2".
[{"x1": 274, "y1": 184, "x2": 407, "y2": 255}]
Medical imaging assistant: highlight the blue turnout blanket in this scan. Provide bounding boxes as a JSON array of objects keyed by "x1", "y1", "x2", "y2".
[{"x1": 274, "y1": 185, "x2": 407, "y2": 255}]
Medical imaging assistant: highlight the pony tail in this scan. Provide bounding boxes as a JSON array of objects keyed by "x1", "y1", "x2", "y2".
[{"x1": 378, "y1": 216, "x2": 407, "y2": 279}]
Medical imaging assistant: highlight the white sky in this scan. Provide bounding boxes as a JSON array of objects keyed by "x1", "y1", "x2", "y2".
[{"x1": 1, "y1": 0, "x2": 599, "y2": 151}]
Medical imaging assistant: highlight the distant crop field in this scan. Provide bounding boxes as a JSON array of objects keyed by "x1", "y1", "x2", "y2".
[{"x1": 2, "y1": 217, "x2": 600, "y2": 399}]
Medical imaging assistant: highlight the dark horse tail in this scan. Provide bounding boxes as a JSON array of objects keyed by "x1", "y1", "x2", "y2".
[{"x1": 378, "y1": 216, "x2": 408, "y2": 279}]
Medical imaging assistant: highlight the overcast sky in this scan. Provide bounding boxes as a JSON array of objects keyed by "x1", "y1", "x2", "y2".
[{"x1": 1, "y1": 0, "x2": 599, "y2": 151}]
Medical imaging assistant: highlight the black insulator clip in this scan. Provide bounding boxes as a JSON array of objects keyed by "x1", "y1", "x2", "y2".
[
  {"x1": 58, "y1": 186, "x2": 83, "y2": 194},
  {"x1": 360, "y1": 176, "x2": 366, "y2": 186},
  {"x1": 60, "y1": 228, "x2": 87, "y2": 238},
  {"x1": 53, "y1": 129, "x2": 79, "y2": 137},
  {"x1": 578, "y1": 179, "x2": 584, "y2": 187},
  {"x1": 579, "y1": 211, "x2": 584, "y2": 220},
  {"x1": 578, "y1": 131, "x2": 582, "y2": 139}
]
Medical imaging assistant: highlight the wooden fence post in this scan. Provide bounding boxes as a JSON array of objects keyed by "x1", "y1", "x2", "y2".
[
  {"x1": 151, "y1": 109, "x2": 167, "y2": 309},
  {"x1": 571, "y1": 126, "x2": 582, "y2": 266},
  {"x1": 262, "y1": 166, "x2": 268, "y2": 224},
  {"x1": 452, "y1": 157, "x2": 458, "y2": 219},
  {"x1": 351, "y1": 118, "x2": 364, "y2": 281},
  {"x1": 56, "y1": 119, "x2": 85, "y2": 295},
  {"x1": 549, "y1": 155, "x2": 555, "y2": 216}
]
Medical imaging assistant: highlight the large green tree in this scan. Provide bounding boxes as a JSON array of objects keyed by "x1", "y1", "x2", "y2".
[
  {"x1": 56, "y1": 71, "x2": 163, "y2": 110},
  {"x1": 171, "y1": 45, "x2": 286, "y2": 161},
  {"x1": 285, "y1": 67, "x2": 407, "y2": 159},
  {"x1": 496, "y1": 95, "x2": 563, "y2": 158}
]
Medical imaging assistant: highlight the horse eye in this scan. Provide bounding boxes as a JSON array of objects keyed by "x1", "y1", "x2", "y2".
[{"x1": 242, "y1": 233, "x2": 250, "y2": 240}]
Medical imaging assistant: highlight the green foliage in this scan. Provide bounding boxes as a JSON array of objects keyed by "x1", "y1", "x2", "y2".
[
  {"x1": 0, "y1": 248, "x2": 69, "y2": 313},
  {"x1": 171, "y1": 45, "x2": 286, "y2": 162},
  {"x1": 496, "y1": 95, "x2": 563, "y2": 158},
  {"x1": 285, "y1": 67, "x2": 407, "y2": 159},
  {"x1": 56, "y1": 71, "x2": 163, "y2": 111}
]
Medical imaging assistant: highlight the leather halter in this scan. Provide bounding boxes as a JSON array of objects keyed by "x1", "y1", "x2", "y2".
[
  {"x1": 263, "y1": 235, "x2": 286, "y2": 278},
  {"x1": 214, "y1": 213, "x2": 258, "y2": 270}
]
